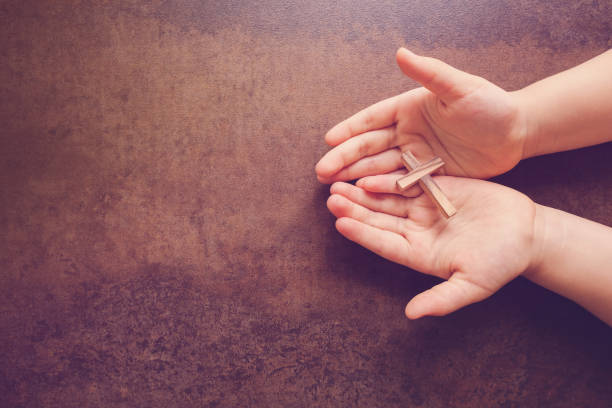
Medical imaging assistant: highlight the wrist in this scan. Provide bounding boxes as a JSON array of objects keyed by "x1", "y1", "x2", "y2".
[
  {"x1": 510, "y1": 87, "x2": 540, "y2": 160},
  {"x1": 524, "y1": 203, "x2": 550, "y2": 280}
]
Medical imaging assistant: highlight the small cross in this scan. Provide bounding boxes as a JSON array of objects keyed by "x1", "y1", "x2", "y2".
[{"x1": 396, "y1": 150, "x2": 457, "y2": 218}]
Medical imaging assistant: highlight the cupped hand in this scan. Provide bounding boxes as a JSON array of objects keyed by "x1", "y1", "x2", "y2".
[
  {"x1": 316, "y1": 48, "x2": 527, "y2": 182},
  {"x1": 326, "y1": 175, "x2": 537, "y2": 318}
]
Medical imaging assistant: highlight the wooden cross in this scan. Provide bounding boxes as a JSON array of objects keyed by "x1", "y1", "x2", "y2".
[{"x1": 396, "y1": 150, "x2": 457, "y2": 218}]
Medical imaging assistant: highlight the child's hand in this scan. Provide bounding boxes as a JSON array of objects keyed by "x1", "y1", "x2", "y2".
[
  {"x1": 316, "y1": 48, "x2": 527, "y2": 182},
  {"x1": 326, "y1": 176, "x2": 537, "y2": 318}
]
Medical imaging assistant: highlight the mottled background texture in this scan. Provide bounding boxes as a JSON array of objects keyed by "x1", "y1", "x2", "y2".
[{"x1": 1, "y1": 1, "x2": 611, "y2": 407}]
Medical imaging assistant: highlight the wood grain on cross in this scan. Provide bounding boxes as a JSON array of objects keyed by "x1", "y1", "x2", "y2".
[{"x1": 396, "y1": 151, "x2": 457, "y2": 218}]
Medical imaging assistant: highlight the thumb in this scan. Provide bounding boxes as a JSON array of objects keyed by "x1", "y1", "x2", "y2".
[
  {"x1": 404, "y1": 273, "x2": 491, "y2": 319},
  {"x1": 396, "y1": 47, "x2": 481, "y2": 103}
]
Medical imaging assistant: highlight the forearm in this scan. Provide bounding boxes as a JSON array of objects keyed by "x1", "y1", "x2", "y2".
[
  {"x1": 514, "y1": 49, "x2": 612, "y2": 158},
  {"x1": 526, "y1": 204, "x2": 612, "y2": 325}
]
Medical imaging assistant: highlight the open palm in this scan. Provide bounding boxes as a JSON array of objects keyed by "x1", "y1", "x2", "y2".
[
  {"x1": 316, "y1": 48, "x2": 527, "y2": 182},
  {"x1": 326, "y1": 176, "x2": 536, "y2": 318}
]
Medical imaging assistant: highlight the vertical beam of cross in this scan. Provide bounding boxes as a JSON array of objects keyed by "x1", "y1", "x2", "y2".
[{"x1": 396, "y1": 151, "x2": 457, "y2": 218}]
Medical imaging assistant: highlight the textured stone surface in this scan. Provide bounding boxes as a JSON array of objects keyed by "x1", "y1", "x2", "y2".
[{"x1": 1, "y1": 1, "x2": 611, "y2": 407}]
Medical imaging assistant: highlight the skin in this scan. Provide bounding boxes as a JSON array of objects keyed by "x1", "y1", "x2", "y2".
[
  {"x1": 518, "y1": 49, "x2": 612, "y2": 158},
  {"x1": 315, "y1": 48, "x2": 612, "y2": 183},
  {"x1": 327, "y1": 177, "x2": 537, "y2": 319},
  {"x1": 328, "y1": 175, "x2": 612, "y2": 325},
  {"x1": 315, "y1": 48, "x2": 528, "y2": 183},
  {"x1": 318, "y1": 48, "x2": 612, "y2": 324}
]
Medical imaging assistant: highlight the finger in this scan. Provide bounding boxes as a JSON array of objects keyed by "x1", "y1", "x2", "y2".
[
  {"x1": 404, "y1": 273, "x2": 491, "y2": 319},
  {"x1": 325, "y1": 94, "x2": 402, "y2": 146},
  {"x1": 356, "y1": 173, "x2": 423, "y2": 198},
  {"x1": 335, "y1": 217, "x2": 412, "y2": 266},
  {"x1": 317, "y1": 149, "x2": 403, "y2": 184},
  {"x1": 329, "y1": 181, "x2": 411, "y2": 218},
  {"x1": 316, "y1": 127, "x2": 400, "y2": 178},
  {"x1": 327, "y1": 193, "x2": 405, "y2": 235},
  {"x1": 396, "y1": 47, "x2": 480, "y2": 103}
]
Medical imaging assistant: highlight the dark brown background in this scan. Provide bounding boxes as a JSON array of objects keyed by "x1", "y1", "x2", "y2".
[{"x1": 1, "y1": 1, "x2": 611, "y2": 407}]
